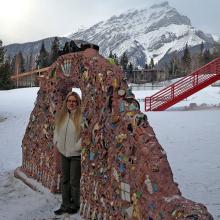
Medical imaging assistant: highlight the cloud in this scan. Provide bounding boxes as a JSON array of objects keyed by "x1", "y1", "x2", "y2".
[{"x1": 1, "y1": 0, "x2": 219, "y2": 45}]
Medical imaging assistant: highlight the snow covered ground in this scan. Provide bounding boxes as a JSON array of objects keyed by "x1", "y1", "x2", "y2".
[{"x1": 0, "y1": 85, "x2": 220, "y2": 220}]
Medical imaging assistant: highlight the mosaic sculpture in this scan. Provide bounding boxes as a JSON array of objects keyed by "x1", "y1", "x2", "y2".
[{"x1": 20, "y1": 48, "x2": 213, "y2": 219}]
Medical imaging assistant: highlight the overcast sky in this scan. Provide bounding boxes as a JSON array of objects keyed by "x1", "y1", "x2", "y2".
[{"x1": 0, "y1": 0, "x2": 219, "y2": 45}]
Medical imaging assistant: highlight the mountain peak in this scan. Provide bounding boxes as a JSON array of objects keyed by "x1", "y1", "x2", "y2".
[
  {"x1": 69, "y1": 3, "x2": 214, "y2": 66},
  {"x1": 5, "y1": 3, "x2": 215, "y2": 69}
]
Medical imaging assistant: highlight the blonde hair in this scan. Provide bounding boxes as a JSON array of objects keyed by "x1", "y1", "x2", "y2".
[{"x1": 55, "y1": 91, "x2": 82, "y2": 137}]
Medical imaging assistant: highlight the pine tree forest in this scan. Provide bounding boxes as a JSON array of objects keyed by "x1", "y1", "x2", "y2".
[
  {"x1": 1, "y1": 38, "x2": 220, "y2": 89},
  {"x1": 0, "y1": 40, "x2": 13, "y2": 89}
]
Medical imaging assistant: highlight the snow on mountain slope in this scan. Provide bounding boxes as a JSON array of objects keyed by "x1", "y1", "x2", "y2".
[
  {"x1": 69, "y1": 1, "x2": 215, "y2": 66},
  {"x1": 212, "y1": 34, "x2": 220, "y2": 42}
]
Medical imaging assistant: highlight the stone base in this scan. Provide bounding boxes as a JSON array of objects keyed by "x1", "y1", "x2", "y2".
[{"x1": 14, "y1": 167, "x2": 54, "y2": 194}]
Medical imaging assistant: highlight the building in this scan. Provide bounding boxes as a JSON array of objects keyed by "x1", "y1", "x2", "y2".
[{"x1": 131, "y1": 68, "x2": 166, "y2": 84}]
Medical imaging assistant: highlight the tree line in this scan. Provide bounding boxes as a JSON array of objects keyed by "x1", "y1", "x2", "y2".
[
  {"x1": 109, "y1": 41, "x2": 220, "y2": 83},
  {"x1": 165, "y1": 42, "x2": 220, "y2": 81},
  {"x1": 0, "y1": 37, "x2": 72, "y2": 89},
  {"x1": 107, "y1": 50, "x2": 156, "y2": 81},
  {"x1": 1, "y1": 37, "x2": 220, "y2": 89}
]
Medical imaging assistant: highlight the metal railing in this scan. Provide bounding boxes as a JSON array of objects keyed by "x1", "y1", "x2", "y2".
[
  {"x1": 145, "y1": 58, "x2": 220, "y2": 111},
  {"x1": 10, "y1": 67, "x2": 50, "y2": 88}
]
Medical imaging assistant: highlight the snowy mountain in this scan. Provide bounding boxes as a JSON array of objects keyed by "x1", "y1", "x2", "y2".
[
  {"x1": 69, "y1": 1, "x2": 215, "y2": 66},
  {"x1": 4, "y1": 1, "x2": 217, "y2": 69}
]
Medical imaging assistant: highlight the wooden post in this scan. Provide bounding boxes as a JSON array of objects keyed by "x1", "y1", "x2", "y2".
[
  {"x1": 16, "y1": 69, "x2": 18, "y2": 88},
  {"x1": 31, "y1": 69, "x2": 33, "y2": 87},
  {"x1": 171, "y1": 84, "x2": 175, "y2": 99}
]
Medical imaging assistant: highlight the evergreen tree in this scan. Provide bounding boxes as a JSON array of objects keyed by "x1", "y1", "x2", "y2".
[
  {"x1": 200, "y1": 41, "x2": 204, "y2": 54},
  {"x1": 11, "y1": 52, "x2": 26, "y2": 74},
  {"x1": 163, "y1": 62, "x2": 170, "y2": 81},
  {"x1": 108, "y1": 51, "x2": 114, "y2": 59},
  {"x1": 24, "y1": 53, "x2": 35, "y2": 72},
  {"x1": 197, "y1": 42, "x2": 205, "y2": 67},
  {"x1": 29, "y1": 53, "x2": 35, "y2": 71},
  {"x1": 168, "y1": 58, "x2": 180, "y2": 79},
  {"x1": 108, "y1": 51, "x2": 119, "y2": 65},
  {"x1": 203, "y1": 49, "x2": 212, "y2": 64},
  {"x1": 25, "y1": 55, "x2": 30, "y2": 72},
  {"x1": 127, "y1": 62, "x2": 133, "y2": 80},
  {"x1": 0, "y1": 40, "x2": 4, "y2": 65},
  {"x1": 113, "y1": 53, "x2": 119, "y2": 65},
  {"x1": 15, "y1": 54, "x2": 20, "y2": 75},
  {"x1": 36, "y1": 41, "x2": 49, "y2": 68},
  {"x1": 181, "y1": 43, "x2": 191, "y2": 75},
  {"x1": 62, "y1": 42, "x2": 70, "y2": 55},
  {"x1": 191, "y1": 53, "x2": 199, "y2": 71},
  {"x1": 17, "y1": 51, "x2": 25, "y2": 73},
  {"x1": 149, "y1": 58, "x2": 155, "y2": 69},
  {"x1": 168, "y1": 59, "x2": 173, "y2": 80},
  {"x1": 120, "y1": 52, "x2": 128, "y2": 71},
  {"x1": 69, "y1": 40, "x2": 79, "y2": 52},
  {"x1": 212, "y1": 42, "x2": 220, "y2": 58},
  {"x1": 50, "y1": 37, "x2": 60, "y2": 64},
  {"x1": 10, "y1": 55, "x2": 17, "y2": 74},
  {"x1": 0, "y1": 40, "x2": 13, "y2": 89},
  {"x1": 144, "y1": 58, "x2": 148, "y2": 69},
  {"x1": 0, "y1": 60, "x2": 13, "y2": 89}
]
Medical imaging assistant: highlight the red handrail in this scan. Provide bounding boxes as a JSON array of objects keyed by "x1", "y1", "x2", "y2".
[{"x1": 145, "y1": 58, "x2": 220, "y2": 111}]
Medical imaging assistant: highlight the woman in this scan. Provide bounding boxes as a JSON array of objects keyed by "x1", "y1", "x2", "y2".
[{"x1": 53, "y1": 91, "x2": 82, "y2": 215}]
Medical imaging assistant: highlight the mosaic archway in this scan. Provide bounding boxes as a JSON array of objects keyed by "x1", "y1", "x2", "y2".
[{"x1": 20, "y1": 49, "x2": 213, "y2": 219}]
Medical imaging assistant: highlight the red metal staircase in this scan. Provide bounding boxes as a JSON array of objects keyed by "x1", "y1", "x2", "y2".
[{"x1": 145, "y1": 57, "x2": 220, "y2": 111}]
